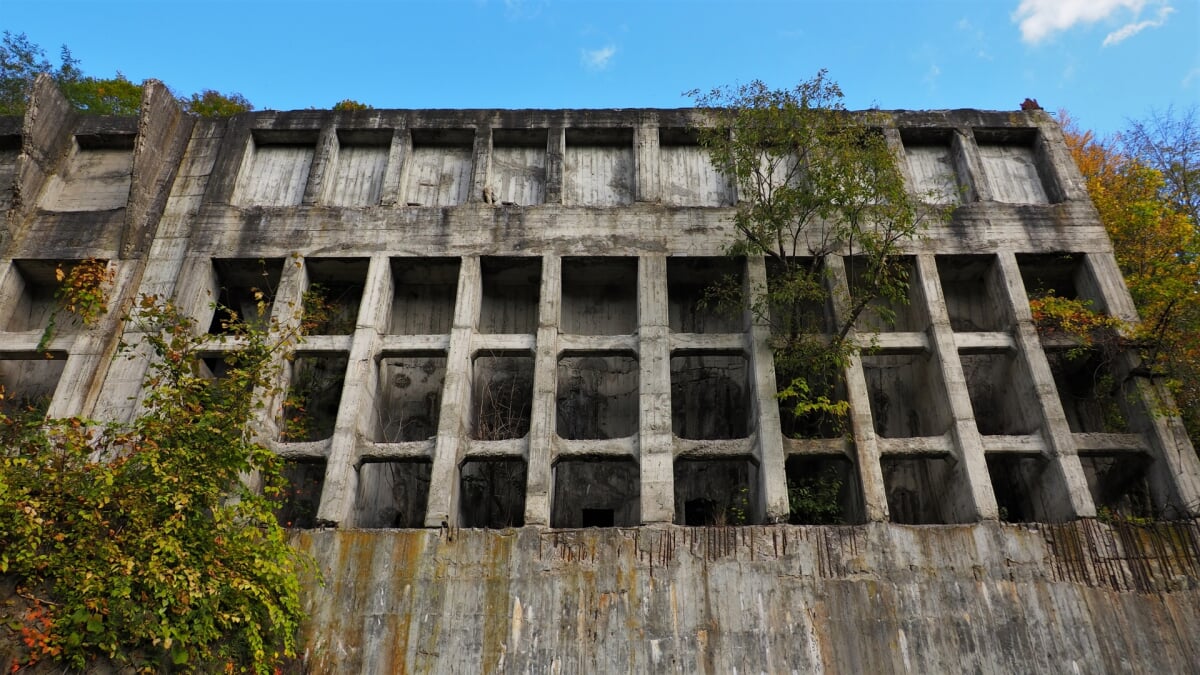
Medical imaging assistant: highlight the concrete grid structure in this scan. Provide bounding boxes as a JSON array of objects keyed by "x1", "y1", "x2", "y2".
[{"x1": 4, "y1": 76, "x2": 1200, "y2": 671}]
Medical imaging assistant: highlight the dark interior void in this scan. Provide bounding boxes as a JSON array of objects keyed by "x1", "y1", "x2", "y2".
[
  {"x1": 460, "y1": 459, "x2": 527, "y2": 528},
  {"x1": 670, "y1": 353, "x2": 749, "y2": 440},
  {"x1": 551, "y1": 459, "x2": 640, "y2": 527},
  {"x1": 354, "y1": 461, "x2": 432, "y2": 528},
  {"x1": 673, "y1": 458, "x2": 758, "y2": 526},
  {"x1": 785, "y1": 456, "x2": 862, "y2": 524}
]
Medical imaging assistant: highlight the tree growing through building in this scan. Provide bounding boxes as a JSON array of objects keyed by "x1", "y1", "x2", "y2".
[{"x1": 688, "y1": 72, "x2": 949, "y2": 438}]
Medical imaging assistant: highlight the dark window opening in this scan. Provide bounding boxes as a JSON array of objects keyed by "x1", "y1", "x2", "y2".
[{"x1": 460, "y1": 459, "x2": 526, "y2": 528}]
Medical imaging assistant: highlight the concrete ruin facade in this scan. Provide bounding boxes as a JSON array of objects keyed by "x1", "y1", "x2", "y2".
[{"x1": 3, "y1": 76, "x2": 1200, "y2": 671}]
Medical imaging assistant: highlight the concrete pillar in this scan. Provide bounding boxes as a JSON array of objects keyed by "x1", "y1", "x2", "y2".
[
  {"x1": 469, "y1": 125, "x2": 492, "y2": 204},
  {"x1": 638, "y1": 255, "x2": 674, "y2": 523},
  {"x1": 825, "y1": 256, "x2": 889, "y2": 521},
  {"x1": 745, "y1": 257, "x2": 789, "y2": 522},
  {"x1": 995, "y1": 252, "x2": 1094, "y2": 519},
  {"x1": 379, "y1": 126, "x2": 409, "y2": 207},
  {"x1": 634, "y1": 118, "x2": 660, "y2": 203},
  {"x1": 425, "y1": 256, "x2": 481, "y2": 526},
  {"x1": 914, "y1": 253, "x2": 997, "y2": 520},
  {"x1": 524, "y1": 254, "x2": 560, "y2": 525},
  {"x1": 951, "y1": 128, "x2": 990, "y2": 204},
  {"x1": 316, "y1": 255, "x2": 390, "y2": 526},
  {"x1": 544, "y1": 127, "x2": 565, "y2": 205},
  {"x1": 302, "y1": 123, "x2": 337, "y2": 206}
]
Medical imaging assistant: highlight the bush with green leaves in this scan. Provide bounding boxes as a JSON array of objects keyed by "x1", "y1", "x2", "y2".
[{"x1": 1, "y1": 295, "x2": 314, "y2": 673}]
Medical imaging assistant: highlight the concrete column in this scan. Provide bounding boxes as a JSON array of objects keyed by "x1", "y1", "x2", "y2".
[
  {"x1": 379, "y1": 127, "x2": 409, "y2": 207},
  {"x1": 996, "y1": 252, "x2": 1094, "y2": 519},
  {"x1": 316, "y1": 255, "x2": 390, "y2": 526},
  {"x1": 951, "y1": 128, "x2": 990, "y2": 204},
  {"x1": 745, "y1": 257, "x2": 789, "y2": 522},
  {"x1": 302, "y1": 124, "x2": 338, "y2": 206},
  {"x1": 634, "y1": 118, "x2": 660, "y2": 203},
  {"x1": 638, "y1": 255, "x2": 674, "y2": 523},
  {"x1": 524, "y1": 254, "x2": 560, "y2": 525},
  {"x1": 825, "y1": 256, "x2": 889, "y2": 521},
  {"x1": 468, "y1": 125, "x2": 492, "y2": 204},
  {"x1": 425, "y1": 256, "x2": 481, "y2": 526},
  {"x1": 914, "y1": 253, "x2": 997, "y2": 520},
  {"x1": 544, "y1": 127, "x2": 565, "y2": 205}
]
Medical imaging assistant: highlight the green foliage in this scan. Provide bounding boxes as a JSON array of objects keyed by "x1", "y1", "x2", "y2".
[
  {"x1": 688, "y1": 72, "x2": 948, "y2": 439},
  {"x1": 331, "y1": 99, "x2": 371, "y2": 111},
  {"x1": 787, "y1": 465, "x2": 844, "y2": 524},
  {"x1": 37, "y1": 258, "x2": 116, "y2": 353},
  {"x1": 1, "y1": 296, "x2": 315, "y2": 673},
  {"x1": 0, "y1": 31, "x2": 71, "y2": 115},
  {"x1": 184, "y1": 89, "x2": 254, "y2": 117},
  {"x1": 1028, "y1": 292, "x2": 1126, "y2": 359},
  {"x1": 59, "y1": 73, "x2": 143, "y2": 115}
]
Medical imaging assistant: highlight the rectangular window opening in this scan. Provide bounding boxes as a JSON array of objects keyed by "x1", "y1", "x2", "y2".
[
  {"x1": 492, "y1": 128, "x2": 547, "y2": 206},
  {"x1": 974, "y1": 128, "x2": 1053, "y2": 204},
  {"x1": 375, "y1": 354, "x2": 446, "y2": 442},
  {"x1": 390, "y1": 257, "x2": 460, "y2": 335},
  {"x1": 303, "y1": 258, "x2": 367, "y2": 335},
  {"x1": 208, "y1": 259, "x2": 284, "y2": 334},
  {"x1": 862, "y1": 352, "x2": 951, "y2": 438},
  {"x1": 355, "y1": 460, "x2": 432, "y2": 528},
  {"x1": 276, "y1": 459, "x2": 326, "y2": 529},
  {"x1": 39, "y1": 135, "x2": 134, "y2": 212},
  {"x1": 480, "y1": 257, "x2": 541, "y2": 334},
  {"x1": 659, "y1": 127, "x2": 734, "y2": 206},
  {"x1": 765, "y1": 257, "x2": 833, "y2": 335},
  {"x1": 846, "y1": 255, "x2": 925, "y2": 332},
  {"x1": 551, "y1": 459, "x2": 640, "y2": 527},
  {"x1": 556, "y1": 353, "x2": 638, "y2": 440},
  {"x1": 4, "y1": 260, "x2": 65, "y2": 332},
  {"x1": 900, "y1": 129, "x2": 962, "y2": 205},
  {"x1": 667, "y1": 257, "x2": 744, "y2": 334},
  {"x1": 671, "y1": 353, "x2": 749, "y2": 440},
  {"x1": 323, "y1": 129, "x2": 391, "y2": 207},
  {"x1": 1046, "y1": 350, "x2": 1128, "y2": 433},
  {"x1": 0, "y1": 356, "x2": 66, "y2": 418},
  {"x1": 785, "y1": 456, "x2": 862, "y2": 525},
  {"x1": 961, "y1": 351, "x2": 1041, "y2": 436},
  {"x1": 986, "y1": 454, "x2": 1051, "y2": 523},
  {"x1": 936, "y1": 255, "x2": 1006, "y2": 332},
  {"x1": 280, "y1": 353, "x2": 347, "y2": 442},
  {"x1": 1081, "y1": 453, "x2": 1154, "y2": 521},
  {"x1": 673, "y1": 458, "x2": 759, "y2": 526},
  {"x1": 472, "y1": 352, "x2": 534, "y2": 441},
  {"x1": 560, "y1": 257, "x2": 638, "y2": 335},
  {"x1": 404, "y1": 128, "x2": 474, "y2": 206},
  {"x1": 460, "y1": 458, "x2": 526, "y2": 528},
  {"x1": 882, "y1": 456, "x2": 955, "y2": 525},
  {"x1": 564, "y1": 128, "x2": 634, "y2": 206},
  {"x1": 776, "y1": 363, "x2": 847, "y2": 440},
  {"x1": 232, "y1": 130, "x2": 318, "y2": 207}
]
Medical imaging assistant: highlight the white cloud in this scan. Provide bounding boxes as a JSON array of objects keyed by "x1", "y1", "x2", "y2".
[
  {"x1": 581, "y1": 45, "x2": 616, "y2": 71},
  {"x1": 1103, "y1": 4, "x2": 1175, "y2": 46},
  {"x1": 1184, "y1": 68, "x2": 1200, "y2": 88},
  {"x1": 1012, "y1": 0, "x2": 1171, "y2": 44}
]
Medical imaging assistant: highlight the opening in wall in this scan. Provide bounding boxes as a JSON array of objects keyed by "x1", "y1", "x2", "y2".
[
  {"x1": 556, "y1": 353, "x2": 638, "y2": 440},
  {"x1": 785, "y1": 456, "x2": 862, "y2": 524},
  {"x1": 776, "y1": 362, "x2": 847, "y2": 440},
  {"x1": 862, "y1": 352, "x2": 951, "y2": 438},
  {"x1": 280, "y1": 353, "x2": 348, "y2": 442},
  {"x1": 961, "y1": 351, "x2": 1041, "y2": 436},
  {"x1": 846, "y1": 255, "x2": 925, "y2": 332},
  {"x1": 390, "y1": 257, "x2": 460, "y2": 335},
  {"x1": 303, "y1": 258, "x2": 367, "y2": 335},
  {"x1": 3, "y1": 261, "x2": 61, "y2": 332},
  {"x1": 674, "y1": 458, "x2": 758, "y2": 526},
  {"x1": 208, "y1": 259, "x2": 284, "y2": 334},
  {"x1": 900, "y1": 128, "x2": 962, "y2": 205},
  {"x1": 1016, "y1": 253, "x2": 1097, "y2": 305},
  {"x1": 0, "y1": 356, "x2": 65, "y2": 418},
  {"x1": 667, "y1": 257, "x2": 744, "y2": 333},
  {"x1": 323, "y1": 129, "x2": 391, "y2": 207},
  {"x1": 765, "y1": 256, "x2": 833, "y2": 335},
  {"x1": 404, "y1": 128, "x2": 474, "y2": 206},
  {"x1": 985, "y1": 454, "x2": 1050, "y2": 523},
  {"x1": 882, "y1": 456, "x2": 955, "y2": 525},
  {"x1": 492, "y1": 128, "x2": 548, "y2": 206},
  {"x1": 40, "y1": 134, "x2": 135, "y2": 212},
  {"x1": 375, "y1": 354, "x2": 445, "y2": 442},
  {"x1": 551, "y1": 459, "x2": 640, "y2": 527},
  {"x1": 472, "y1": 352, "x2": 534, "y2": 440},
  {"x1": 974, "y1": 128, "x2": 1054, "y2": 204},
  {"x1": 670, "y1": 352, "x2": 749, "y2": 440},
  {"x1": 564, "y1": 128, "x2": 634, "y2": 206},
  {"x1": 1080, "y1": 453, "x2": 1154, "y2": 521},
  {"x1": 460, "y1": 459, "x2": 526, "y2": 528},
  {"x1": 480, "y1": 257, "x2": 541, "y2": 334},
  {"x1": 560, "y1": 257, "x2": 638, "y2": 335},
  {"x1": 1045, "y1": 350, "x2": 1128, "y2": 433},
  {"x1": 355, "y1": 460, "x2": 431, "y2": 528},
  {"x1": 276, "y1": 459, "x2": 326, "y2": 529},
  {"x1": 936, "y1": 255, "x2": 1006, "y2": 332},
  {"x1": 659, "y1": 127, "x2": 734, "y2": 206},
  {"x1": 232, "y1": 129, "x2": 318, "y2": 207}
]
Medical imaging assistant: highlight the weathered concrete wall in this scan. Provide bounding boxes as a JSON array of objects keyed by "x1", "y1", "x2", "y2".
[{"x1": 294, "y1": 520, "x2": 1200, "y2": 674}]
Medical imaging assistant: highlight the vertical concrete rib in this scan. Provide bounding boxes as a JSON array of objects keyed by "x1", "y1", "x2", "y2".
[
  {"x1": 951, "y1": 127, "x2": 990, "y2": 204},
  {"x1": 634, "y1": 117, "x2": 660, "y2": 203},
  {"x1": 302, "y1": 124, "x2": 337, "y2": 206},
  {"x1": 638, "y1": 255, "x2": 674, "y2": 523},
  {"x1": 745, "y1": 257, "x2": 789, "y2": 522},
  {"x1": 469, "y1": 124, "x2": 492, "y2": 204},
  {"x1": 525, "y1": 254, "x2": 560, "y2": 525},
  {"x1": 915, "y1": 253, "x2": 996, "y2": 520},
  {"x1": 825, "y1": 256, "x2": 889, "y2": 521},
  {"x1": 996, "y1": 251, "x2": 1094, "y2": 519},
  {"x1": 544, "y1": 127, "x2": 565, "y2": 205},
  {"x1": 378, "y1": 126, "x2": 408, "y2": 207},
  {"x1": 425, "y1": 256, "x2": 481, "y2": 526},
  {"x1": 316, "y1": 255, "x2": 390, "y2": 526}
]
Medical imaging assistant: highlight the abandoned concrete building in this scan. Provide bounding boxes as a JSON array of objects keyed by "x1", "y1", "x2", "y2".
[{"x1": 3, "y1": 75, "x2": 1200, "y2": 671}]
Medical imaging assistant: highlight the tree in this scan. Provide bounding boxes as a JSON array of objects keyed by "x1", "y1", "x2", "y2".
[
  {"x1": 0, "y1": 284, "x2": 313, "y2": 672},
  {"x1": 184, "y1": 89, "x2": 254, "y2": 117},
  {"x1": 331, "y1": 98, "x2": 371, "y2": 111},
  {"x1": 0, "y1": 31, "x2": 66, "y2": 115},
  {"x1": 1062, "y1": 112, "x2": 1200, "y2": 441},
  {"x1": 1122, "y1": 105, "x2": 1200, "y2": 230},
  {"x1": 688, "y1": 72, "x2": 947, "y2": 436}
]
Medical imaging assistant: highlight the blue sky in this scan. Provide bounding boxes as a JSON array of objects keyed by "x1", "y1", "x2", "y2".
[{"x1": 5, "y1": 0, "x2": 1198, "y2": 137}]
